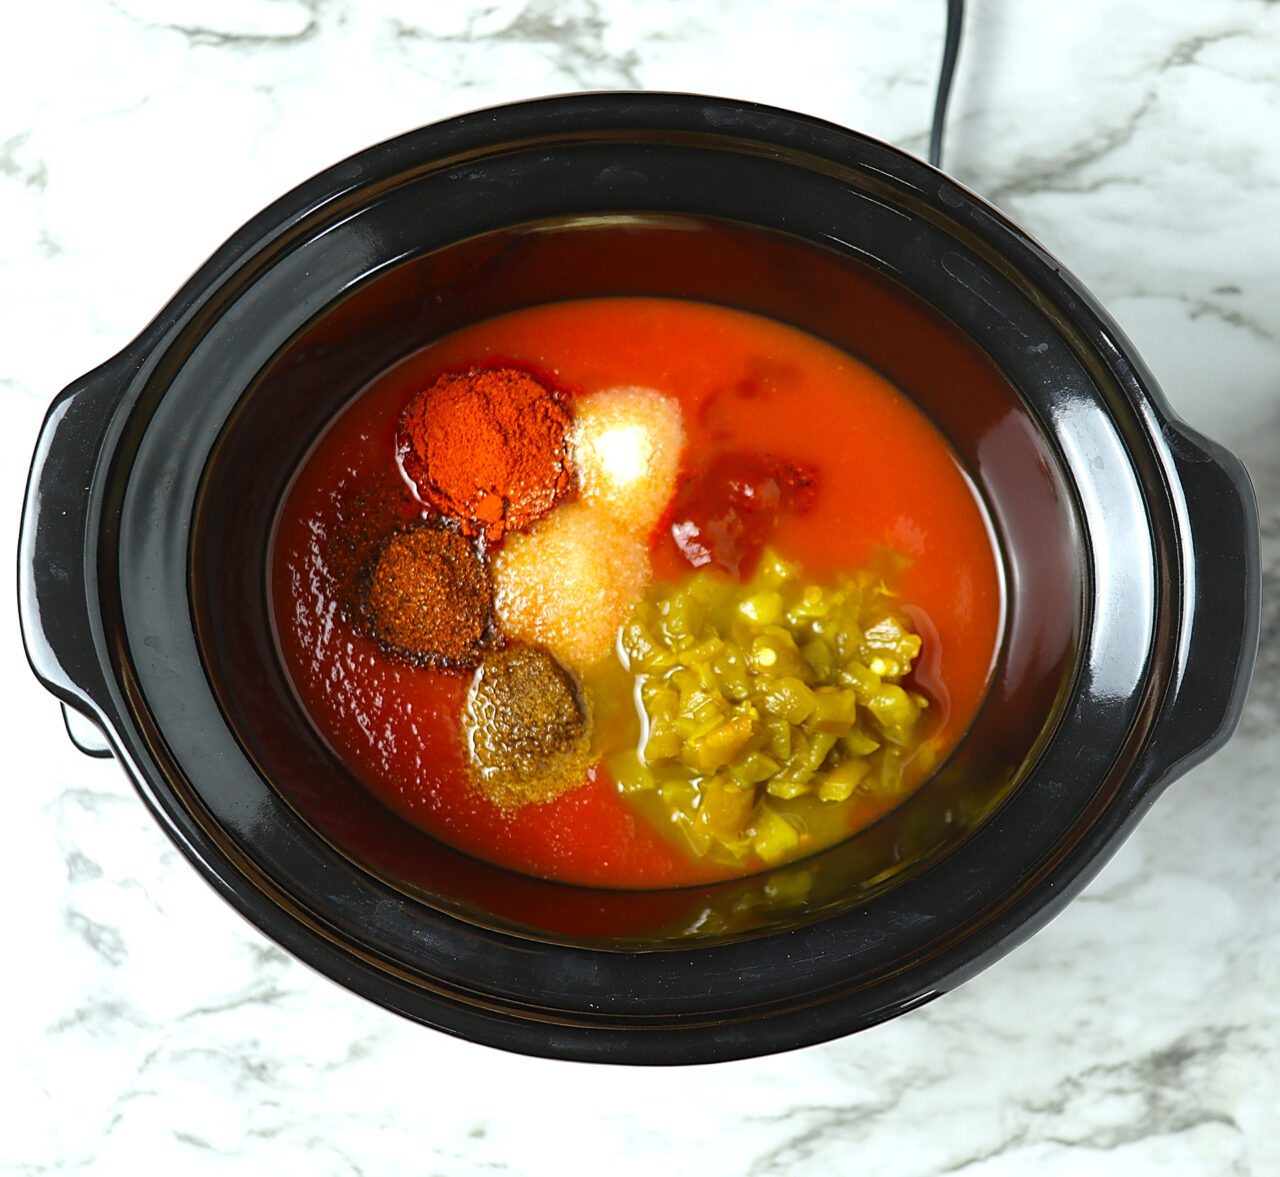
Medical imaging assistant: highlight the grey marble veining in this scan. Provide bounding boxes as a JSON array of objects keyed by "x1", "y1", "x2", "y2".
[{"x1": 3, "y1": 1, "x2": 1278, "y2": 1173}]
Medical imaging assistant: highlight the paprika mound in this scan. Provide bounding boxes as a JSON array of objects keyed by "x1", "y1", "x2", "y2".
[
  {"x1": 361, "y1": 525, "x2": 493, "y2": 667},
  {"x1": 396, "y1": 366, "x2": 574, "y2": 544}
]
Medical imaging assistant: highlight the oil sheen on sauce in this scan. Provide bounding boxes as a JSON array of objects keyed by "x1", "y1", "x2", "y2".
[{"x1": 270, "y1": 297, "x2": 1004, "y2": 888}]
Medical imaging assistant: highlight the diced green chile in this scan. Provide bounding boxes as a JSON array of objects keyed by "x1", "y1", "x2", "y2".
[{"x1": 613, "y1": 548, "x2": 929, "y2": 866}]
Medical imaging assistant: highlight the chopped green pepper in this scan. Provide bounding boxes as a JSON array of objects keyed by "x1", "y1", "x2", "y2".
[{"x1": 614, "y1": 549, "x2": 928, "y2": 867}]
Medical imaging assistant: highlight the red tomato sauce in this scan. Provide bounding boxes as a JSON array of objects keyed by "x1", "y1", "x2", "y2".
[{"x1": 270, "y1": 297, "x2": 1003, "y2": 888}]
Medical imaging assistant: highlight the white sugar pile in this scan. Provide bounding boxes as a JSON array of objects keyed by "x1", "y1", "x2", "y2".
[
  {"x1": 571, "y1": 386, "x2": 684, "y2": 538},
  {"x1": 492, "y1": 503, "x2": 651, "y2": 670}
]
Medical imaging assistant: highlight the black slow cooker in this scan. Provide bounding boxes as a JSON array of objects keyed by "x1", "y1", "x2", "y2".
[{"x1": 18, "y1": 94, "x2": 1260, "y2": 1063}]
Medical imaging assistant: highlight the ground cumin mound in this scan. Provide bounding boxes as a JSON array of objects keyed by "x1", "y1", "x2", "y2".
[{"x1": 463, "y1": 645, "x2": 591, "y2": 808}]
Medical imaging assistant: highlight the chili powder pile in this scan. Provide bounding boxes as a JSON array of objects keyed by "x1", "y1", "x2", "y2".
[
  {"x1": 396, "y1": 366, "x2": 574, "y2": 544},
  {"x1": 361, "y1": 526, "x2": 493, "y2": 667}
]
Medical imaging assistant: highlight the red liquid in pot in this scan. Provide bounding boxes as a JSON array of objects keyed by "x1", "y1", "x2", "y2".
[{"x1": 270, "y1": 297, "x2": 1003, "y2": 887}]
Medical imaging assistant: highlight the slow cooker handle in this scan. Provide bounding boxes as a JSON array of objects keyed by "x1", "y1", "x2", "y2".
[
  {"x1": 18, "y1": 353, "x2": 134, "y2": 759},
  {"x1": 1141, "y1": 421, "x2": 1261, "y2": 788}
]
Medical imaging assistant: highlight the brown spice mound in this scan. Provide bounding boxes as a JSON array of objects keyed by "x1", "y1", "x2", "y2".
[
  {"x1": 361, "y1": 526, "x2": 493, "y2": 666},
  {"x1": 396, "y1": 366, "x2": 574, "y2": 545},
  {"x1": 323, "y1": 476, "x2": 417, "y2": 628},
  {"x1": 463, "y1": 645, "x2": 591, "y2": 808}
]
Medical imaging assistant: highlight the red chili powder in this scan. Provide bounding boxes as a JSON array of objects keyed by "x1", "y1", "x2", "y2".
[
  {"x1": 361, "y1": 525, "x2": 493, "y2": 667},
  {"x1": 396, "y1": 366, "x2": 574, "y2": 544}
]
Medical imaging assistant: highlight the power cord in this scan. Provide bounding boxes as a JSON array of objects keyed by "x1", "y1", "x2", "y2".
[{"x1": 928, "y1": 0, "x2": 965, "y2": 169}]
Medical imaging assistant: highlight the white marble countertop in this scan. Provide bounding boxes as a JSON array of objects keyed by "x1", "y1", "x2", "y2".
[{"x1": 4, "y1": 1, "x2": 1278, "y2": 1172}]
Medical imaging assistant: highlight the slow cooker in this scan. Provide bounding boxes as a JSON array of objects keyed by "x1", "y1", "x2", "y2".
[{"x1": 19, "y1": 94, "x2": 1260, "y2": 1063}]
